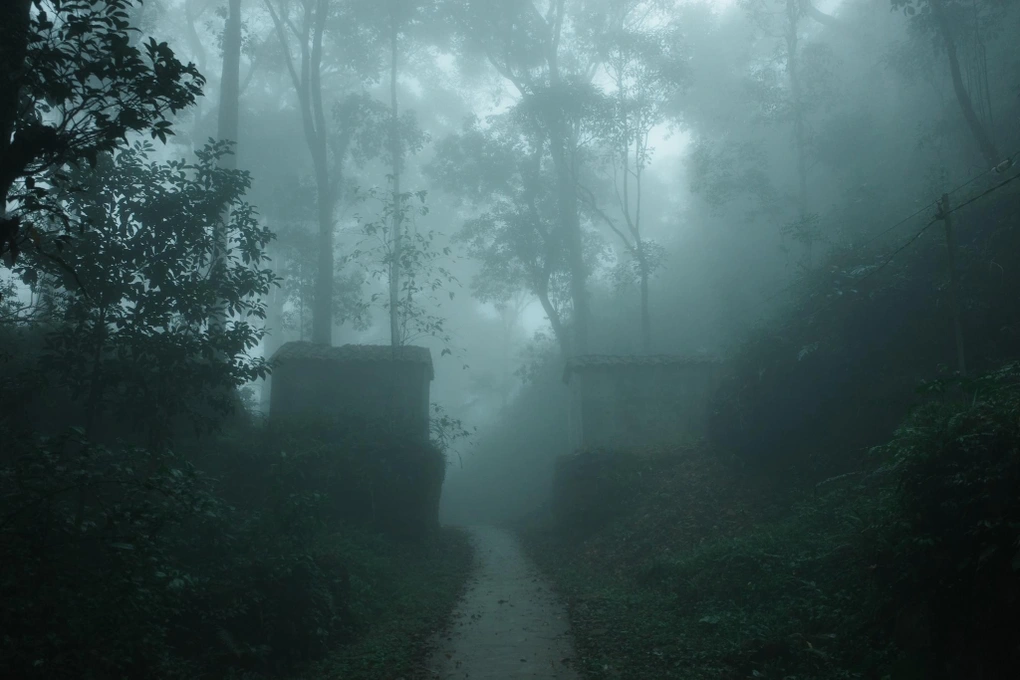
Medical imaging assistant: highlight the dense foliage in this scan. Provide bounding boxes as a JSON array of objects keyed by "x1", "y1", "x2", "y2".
[
  {"x1": 709, "y1": 186, "x2": 1020, "y2": 482},
  {"x1": 0, "y1": 418, "x2": 464, "y2": 679},
  {"x1": 0, "y1": 3, "x2": 477, "y2": 678},
  {"x1": 528, "y1": 360, "x2": 1020, "y2": 678},
  {"x1": 1, "y1": 0, "x2": 203, "y2": 267},
  {"x1": 875, "y1": 363, "x2": 1020, "y2": 677}
]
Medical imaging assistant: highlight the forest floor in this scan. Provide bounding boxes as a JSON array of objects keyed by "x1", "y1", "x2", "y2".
[
  {"x1": 425, "y1": 526, "x2": 580, "y2": 680},
  {"x1": 519, "y1": 444, "x2": 900, "y2": 679}
]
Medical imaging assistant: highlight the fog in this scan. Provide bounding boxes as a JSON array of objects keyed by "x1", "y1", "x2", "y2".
[{"x1": 2, "y1": 0, "x2": 1019, "y2": 677}]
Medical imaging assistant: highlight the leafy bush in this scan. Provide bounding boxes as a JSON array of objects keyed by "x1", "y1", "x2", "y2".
[
  {"x1": 551, "y1": 447, "x2": 675, "y2": 535},
  {"x1": 0, "y1": 430, "x2": 223, "y2": 679},
  {"x1": 708, "y1": 190, "x2": 1020, "y2": 482},
  {"x1": 526, "y1": 443, "x2": 900, "y2": 680},
  {"x1": 875, "y1": 363, "x2": 1020, "y2": 677},
  {"x1": 0, "y1": 412, "x2": 456, "y2": 679},
  {"x1": 205, "y1": 414, "x2": 447, "y2": 539},
  {"x1": 33, "y1": 141, "x2": 275, "y2": 447},
  {"x1": 530, "y1": 360, "x2": 1020, "y2": 679}
]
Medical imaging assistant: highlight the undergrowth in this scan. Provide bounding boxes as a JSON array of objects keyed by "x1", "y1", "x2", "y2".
[
  {"x1": 0, "y1": 418, "x2": 473, "y2": 679},
  {"x1": 298, "y1": 527, "x2": 474, "y2": 680},
  {"x1": 524, "y1": 361, "x2": 1020, "y2": 679},
  {"x1": 526, "y1": 450, "x2": 899, "y2": 679}
]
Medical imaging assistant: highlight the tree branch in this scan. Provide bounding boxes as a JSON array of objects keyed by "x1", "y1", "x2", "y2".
[
  {"x1": 799, "y1": 0, "x2": 842, "y2": 28},
  {"x1": 577, "y1": 182, "x2": 634, "y2": 252},
  {"x1": 263, "y1": 0, "x2": 301, "y2": 95},
  {"x1": 310, "y1": 0, "x2": 327, "y2": 146}
]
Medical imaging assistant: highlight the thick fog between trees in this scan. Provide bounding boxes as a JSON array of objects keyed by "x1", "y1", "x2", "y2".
[{"x1": 2, "y1": 0, "x2": 1019, "y2": 678}]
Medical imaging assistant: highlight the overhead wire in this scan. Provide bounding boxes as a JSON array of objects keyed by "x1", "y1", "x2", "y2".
[
  {"x1": 838, "y1": 168, "x2": 1020, "y2": 293},
  {"x1": 752, "y1": 148, "x2": 1020, "y2": 311},
  {"x1": 788, "y1": 165, "x2": 1020, "y2": 321}
]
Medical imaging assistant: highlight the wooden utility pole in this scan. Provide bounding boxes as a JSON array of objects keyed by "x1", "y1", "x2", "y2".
[{"x1": 938, "y1": 193, "x2": 967, "y2": 376}]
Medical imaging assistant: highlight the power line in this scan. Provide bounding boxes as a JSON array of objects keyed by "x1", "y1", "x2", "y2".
[
  {"x1": 944, "y1": 166, "x2": 1020, "y2": 216},
  {"x1": 857, "y1": 149, "x2": 1018, "y2": 249},
  {"x1": 754, "y1": 150, "x2": 1020, "y2": 310},
  {"x1": 794, "y1": 168, "x2": 1020, "y2": 321},
  {"x1": 758, "y1": 191, "x2": 933, "y2": 308}
]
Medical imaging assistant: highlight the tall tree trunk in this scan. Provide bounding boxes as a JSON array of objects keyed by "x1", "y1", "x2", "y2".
[
  {"x1": 184, "y1": 0, "x2": 210, "y2": 76},
  {"x1": 261, "y1": 255, "x2": 286, "y2": 411},
  {"x1": 538, "y1": 0, "x2": 588, "y2": 357},
  {"x1": 522, "y1": 142, "x2": 571, "y2": 359},
  {"x1": 388, "y1": 6, "x2": 403, "y2": 347},
  {"x1": 545, "y1": 39, "x2": 589, "y2": 357},
  {"x1": 786, "y1": 0, "x2": 815, "y2": 270},
  {"x1": 547, "y1": 127, "x2": 588, "y2": 357},
  {"x1": 185, "y1": 0, "x2": 209, "y2": 157},
  {"x1": 312, "y1": 155, "x2": 334, "y2": 344},
  {"x1": 211, "y1": 0, "x2": 242, "y2": 331},
  {"x1": 309, "y1": 0, "x2": 333, "y2": 344},
  {"x1": 216, "y1": 0, "x2": 241, "y2": 166},
  {"x1": 267, "y1": 0, "x2": 334, "y2": 344},
  {"x1": 536, "y1": 284, "x2": 570, "y2": 359},
  {"x1": 786, "y1": 0, "x2": 808, "y2": 218},
  {"x1": 929, "y1": 0, "x2": 1000, "y2": 167},
  {"x1": 637, "y1": 244, "x2": 650, "y2": 353}
]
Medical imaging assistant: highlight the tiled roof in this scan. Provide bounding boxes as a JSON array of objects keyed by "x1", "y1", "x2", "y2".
[
  {"x1": 563, "y1": 354, "x2": 720, "y2": 383},
  {"x1": 271, "y1": 341, "x2": 434, "y2": 379}
]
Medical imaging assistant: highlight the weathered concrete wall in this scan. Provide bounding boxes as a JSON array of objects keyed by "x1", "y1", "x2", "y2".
[
  {"x1": 567, "y1": 358, "x2": 721, "y2": 451},
  {"x1": 269, "y1": 342, "x2": 432, "y2": 441}
]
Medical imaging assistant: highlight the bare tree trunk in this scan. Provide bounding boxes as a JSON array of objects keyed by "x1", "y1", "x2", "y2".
[
  {"x1": 545, "y1": 0, "x2": 589, "y2": 358},
  {"x1": 265, "y1": 265, "x2": 286, "y2": 356},
  {"x1": 786, "y1": 0, "x2": 808, "y2": 217},
  {"x1": 211, "y1": 0, "x2": 242, "y2": 332},
  {"x1": 497, "y1": 301, "x2": 524, "y2": 409},
  {"x1": 786, "y1": 0, "x2": 817, "y2": 270},
  {"x1": 266, "y1": 0, "x2": 334, "y2": 345},
  {"x1": 637, "y1": 244, "x2": 651, "y2": 353},
  {"x1": 308, "y1": 0, "x2": 333, "y2": 345},
  {"x1": 183, "y1": 0, "x2": 214, "y2": 146},
  {"x1": 312, "y1": 159, "x2": 334, "y2": 344},
  {"x1": 537, "y1": 285, "x2": 570, "y2": 359},
  {"x1": 261, "y1": 261, "x2": 285, "y2": 411},
  {"x1": 217, "y1": 0, "x2": 242, "y2": 169},
  {"x1": 929, "y1": 0, "x2": 1000, "y2": 167},
  {"x1": 184, "y1": 0, "x2": 210, "y2": 76},
  {"x1": 547, "y1": 132, "x2": 588, "y2": 357},
  {"x1": 388, "y1": 6, "x2": 403, "y2": 347}
]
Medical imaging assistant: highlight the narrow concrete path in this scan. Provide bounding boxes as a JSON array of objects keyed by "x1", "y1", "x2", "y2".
[{"x1": 426, "y1": 526, "x2": 580, "y2": 679}]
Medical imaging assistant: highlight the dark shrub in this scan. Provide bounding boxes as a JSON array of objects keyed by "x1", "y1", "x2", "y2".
[
  {"x1": 708, "y1": 191, "x2": 1020, "y2": 483},
  {"x1": 0, "y1": 408, "x2": 448, "y2": 678},
  {"x1": 204, "y1": 414, "x2": 447, "y2": 539},
  {"x1": 0, "y1": 432, "x2": 217, "y2": 679},
  {"x1": 877, "y1": 363, "x2": 1020, "y2": 678}
]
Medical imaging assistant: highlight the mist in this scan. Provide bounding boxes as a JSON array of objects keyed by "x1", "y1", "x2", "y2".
[{"x1": 2, "y1": 0, "x2": 1019, "y2": 678}]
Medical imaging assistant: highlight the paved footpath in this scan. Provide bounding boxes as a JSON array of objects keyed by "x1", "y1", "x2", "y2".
[{"x1": 426, "y1": 526, "x2": 580, "y2": 679}]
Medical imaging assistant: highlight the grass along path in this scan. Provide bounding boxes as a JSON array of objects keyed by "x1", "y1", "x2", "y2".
[
  {"x1": 298, "y1": 526, "x2": 474, "y2": 680},
  {"x1": 520, "y1": 446, "x2": 899, "y2": 679}
]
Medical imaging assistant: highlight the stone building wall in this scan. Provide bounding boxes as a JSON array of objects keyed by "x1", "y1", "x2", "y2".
[
  {"x1": 565, "y1": 356, "x2": 721, "y2": 452},
  {"x1": 269, "y1": 342, "x2": 433, "y2": 440}
]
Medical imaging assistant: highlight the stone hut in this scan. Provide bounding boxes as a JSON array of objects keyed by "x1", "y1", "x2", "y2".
[
  {"x1": 563, "y1": 354, "x2": 722, "y2": 452},
  {"x1": 269, "y1": 341, "x2": 433, "y2": 440}
]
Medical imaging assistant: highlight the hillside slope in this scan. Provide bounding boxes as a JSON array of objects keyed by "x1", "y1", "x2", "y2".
[{"x1": 524, "y1": 364, "x2": 1020, "y2": 679}]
